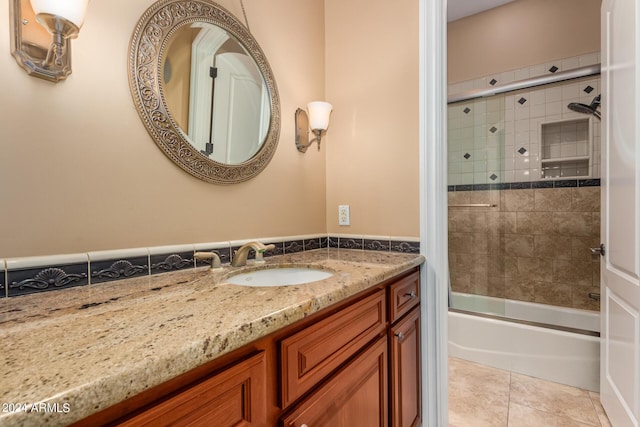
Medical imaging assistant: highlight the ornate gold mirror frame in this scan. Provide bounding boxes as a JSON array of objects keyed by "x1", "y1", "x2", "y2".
[{"x1": 128, "y1": 0, "x2": 280, "y2": 184}]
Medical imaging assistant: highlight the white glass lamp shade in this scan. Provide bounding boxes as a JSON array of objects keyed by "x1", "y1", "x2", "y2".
[
  {"x1": 30, "y1": 0, "x2": 90, "y2": 28},
  {"x1": 307, "y1": 101, "x2": 333, "y2": 131}
]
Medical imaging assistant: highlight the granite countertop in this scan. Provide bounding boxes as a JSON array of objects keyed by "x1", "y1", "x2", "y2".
[{"x1": 0, "y1": 248, "x2": 424, "y2": 427}]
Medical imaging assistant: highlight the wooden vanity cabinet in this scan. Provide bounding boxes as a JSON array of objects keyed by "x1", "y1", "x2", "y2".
[
  {"x1": 388, "y1": 270, "x2": 421, "y2": 427},
  {"x1": 75, "y1": 267, "x2": 421, "y2": 427}
]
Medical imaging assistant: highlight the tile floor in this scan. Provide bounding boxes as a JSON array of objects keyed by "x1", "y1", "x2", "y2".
[{"x1": 449, "y1": 357, "x2": 612, "y2": 427}]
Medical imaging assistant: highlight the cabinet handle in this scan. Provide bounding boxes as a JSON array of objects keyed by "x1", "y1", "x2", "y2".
[
  {"x1": 405, "y1": 290, "x2": 417, "y2": 299},
  {"x1": 395, "y1": 332, "x2": 405, "y2": 341}
]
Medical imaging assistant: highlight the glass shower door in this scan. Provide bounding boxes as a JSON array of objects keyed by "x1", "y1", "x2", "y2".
[
  {"x1": 447, "y1": 95, "x2": 508, "y2": 317},
  {"x1": 448, "y1": 77, "x2": 602, "y2": 323}
]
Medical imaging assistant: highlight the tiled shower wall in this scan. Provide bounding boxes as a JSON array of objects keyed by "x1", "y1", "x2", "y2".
[
  {"x1": 447, "y1": 53, "x2": 602, "y2": 311},
  {"x1": 448, "y1": 52, "x2": 601, "y2": 186},
  {"x1": 448, "y1": 186, "x2": 600, "y2": 311}
]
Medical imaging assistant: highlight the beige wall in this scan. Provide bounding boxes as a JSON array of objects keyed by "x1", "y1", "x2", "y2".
[
  {"x1": 448, "y1": 0, "x2": 601, "y2": 83},
  {"x1": 324, "y1": 0, "x2": 420, "y2": 237},
  {"x1": 0, "y1": 0, "x2": 602, "y2": 258},
  {"x1": 0, "y1": 0, "x2": 326, "y2": 257}
]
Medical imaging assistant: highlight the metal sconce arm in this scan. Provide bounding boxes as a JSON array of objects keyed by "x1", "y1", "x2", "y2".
[
  {"x1": 9, "y1": 0, "x2": 86, "y2": 83},
  {"x1": 295, "y1": 105, "x2": 331, "y2": 153}
]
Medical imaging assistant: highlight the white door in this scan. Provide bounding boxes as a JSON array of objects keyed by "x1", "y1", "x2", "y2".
[
  {"x1": 600, "y1": 0, "x2": 640, "y2": 425},
  {"x1": 212, "y1": 52, "x2": 268, "y2": 164}
]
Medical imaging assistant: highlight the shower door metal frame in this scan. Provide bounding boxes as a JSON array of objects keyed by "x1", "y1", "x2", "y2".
[{"x1": 448, "y1": 64, "x2": 601, "y2": 104}]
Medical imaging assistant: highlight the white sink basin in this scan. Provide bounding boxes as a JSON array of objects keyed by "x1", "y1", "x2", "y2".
[{"x1": 226, "y1": 267, "x2": 333, "y2": 287}]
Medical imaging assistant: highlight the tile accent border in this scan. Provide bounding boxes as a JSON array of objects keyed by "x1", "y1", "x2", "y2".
[
  {"x1": 89, "y1": 248, "x2": 150, "y2": 285},
  {"x1": 6, "y1": 254, "x2": 89, "y2": 298},
  {"x1": 149, "y1": 245, "x2": 195, "y2": 276},
  {"x1": 2, "y1": 234, "x2": 420, "y2": 298},
  {"x1": 1, "y1": 259, "x2": 6, "y2": 298},
  {"x1": 448, "y1": 179, "x2": 600, "y2": 192}
]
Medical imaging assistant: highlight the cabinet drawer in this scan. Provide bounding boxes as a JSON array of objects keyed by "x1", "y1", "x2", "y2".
[
  {"x1": 389, "y1": 271, "x2": 420, "y2": 323},
  {"x1": 281, "y1": 336, "x2": 388, "y2": 427},
  {"x1": 280, "y1": 290, "x2": 386, "y2": 408},
  {"x1": 119, "y1": 352, "x2": 267, "y2": 427}
]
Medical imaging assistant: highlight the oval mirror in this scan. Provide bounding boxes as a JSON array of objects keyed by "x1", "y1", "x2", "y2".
[{"x1": 128, "y1": 0, "x2": 280, "y2": 184}]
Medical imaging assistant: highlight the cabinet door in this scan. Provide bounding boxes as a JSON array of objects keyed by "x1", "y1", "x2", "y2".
[
  {"x1": 390, "y1": 307, "x2": 421, "y2": 427},
  {"x1": 119, "y1": 352, "x2": 267, "y2": 427},
  {"x1": 281, "y1": 337, "x2": 388, "y2": 427},
  {"x1": 280, "y1": 290, "x2": 386, "y2": 408}
]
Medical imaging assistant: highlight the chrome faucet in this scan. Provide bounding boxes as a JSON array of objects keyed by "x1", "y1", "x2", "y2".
[
  {"x1": 231, "y1": 242, "x2": 276, "y2": 267},
  {"x1": 194, "y1": 251, "x2": 222, "y2": 270}
]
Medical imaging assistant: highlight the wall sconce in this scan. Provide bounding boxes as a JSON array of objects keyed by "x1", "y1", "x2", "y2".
[
  {"x1": 295, "y1": 101, "x2": 333, "y2": 153},
  {"x1": 9, "y1": 0, "x2": 89, "y2": 82}
]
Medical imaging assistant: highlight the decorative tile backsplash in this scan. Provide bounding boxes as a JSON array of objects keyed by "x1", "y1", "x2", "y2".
[
  {"x1": 0, "y1": 260, "x2": 5, "y2": 298},
  {"x1": 6, "y1": 254, "x2": 90, "y2": 298},
  {"x1": 338, "y1": 235, "x2": 364, "y2": 250},
  {"x1": 194, "y1": 241, "x2": 233, "y2": 268},
  {"x1": 90, "y1": 258, "x2": 149, "y2": 284},
  {"x1": 448, "y1": 52, "x2": 601, "y2": 186},
  {"x1": 149, "y1": 245, "x2": 195, "y2": 276},
  {"x1": 0, "y1": 234, "x2": 420, "y2": 298}
]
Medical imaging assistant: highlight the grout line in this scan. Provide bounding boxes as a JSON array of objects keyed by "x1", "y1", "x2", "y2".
[
  {"x1": 506, "y1": 371, "x2": 512, "y2": 427},
  {"x1": 507, "y1": 375, "x2": 600, "y2": 426},
  {"x1": 587, "y1": 392, "x2": 607, "y2": 427},
  {"x1": 587, "y1": 393, "x2": 599, "y2": 426},
  {"x1": 453, "y1": 358, "x2": 602, "y2": 427}
]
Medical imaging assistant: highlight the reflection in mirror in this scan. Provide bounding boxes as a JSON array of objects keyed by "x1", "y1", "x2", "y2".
[
  {"x1": 128, "y1": 0, "x2": 280, "y2": 184},
  {"x1": 163, "y1": 23, "x2": 270, "y2": 165}
]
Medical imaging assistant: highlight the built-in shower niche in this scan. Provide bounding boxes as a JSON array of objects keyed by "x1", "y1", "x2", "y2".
[{"x1": 540, "y1": 118, "x2": 592, "y2": 179}]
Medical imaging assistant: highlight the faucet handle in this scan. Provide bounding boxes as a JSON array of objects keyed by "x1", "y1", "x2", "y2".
[{"x1": 254, "y1": 244, "x2": 276, "y2": 263}]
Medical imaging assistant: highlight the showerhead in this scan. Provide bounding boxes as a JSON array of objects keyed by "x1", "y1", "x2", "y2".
[
  {"x1": 568, "y1": 102, "x2": 595, "y2": 114},
  {"x1": 567, "y1": 94, "x2": 601, "y2": 120}
]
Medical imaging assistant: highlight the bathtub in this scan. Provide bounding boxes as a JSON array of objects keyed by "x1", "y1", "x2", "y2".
[{"x1": 448, "y1": 292, "x2": 600, "y2": 391}]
